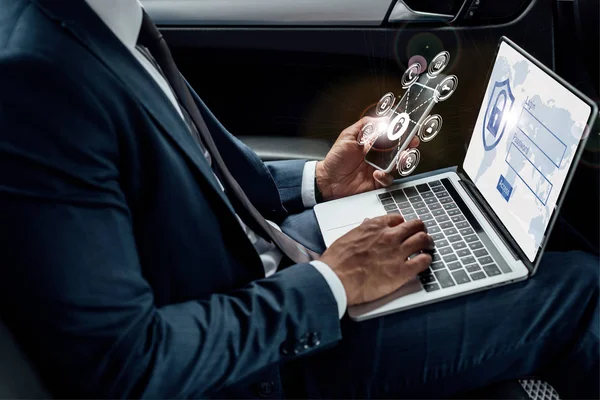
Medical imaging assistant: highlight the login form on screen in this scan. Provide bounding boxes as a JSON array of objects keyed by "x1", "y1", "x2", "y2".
[{"x1": 463, "y1": 41, "x2": 591, "y2": 262}]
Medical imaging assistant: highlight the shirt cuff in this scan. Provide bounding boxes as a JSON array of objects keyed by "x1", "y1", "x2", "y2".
[
  {"x1": 301, "y1": 161, "x2": 318, "y2": 209},
  {"x1": 309, "y1": 260, "x2": 347, "y2": 319}
]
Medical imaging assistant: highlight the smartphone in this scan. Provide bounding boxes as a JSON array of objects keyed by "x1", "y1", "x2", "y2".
[{"x1": 364, "y1": 72, "x2": 447, "y2": 173}]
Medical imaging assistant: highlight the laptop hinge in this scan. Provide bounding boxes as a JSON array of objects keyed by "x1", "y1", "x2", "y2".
[{"x1": 455, "y1": 171, "x2": 533, "y2": 270}]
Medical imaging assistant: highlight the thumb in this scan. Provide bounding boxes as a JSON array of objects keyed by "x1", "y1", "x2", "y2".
[
  {"x1": 373, "y1": 170, "x2": 394, "y2": 187},
  {"x1": 348, "y1": 116, "x2": 376, "y2": 140}
]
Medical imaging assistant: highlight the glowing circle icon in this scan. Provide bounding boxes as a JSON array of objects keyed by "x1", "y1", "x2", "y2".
[
  {"x1": 387, "y1": 112, "x2": 410, "y2": 141},
  {"x1": 434, "y1": 75, "x2": 458, "y2": 102},
  {"x1": 428, "y1": 51, "x2": 450, "y2": 77},
  {"x1": 359, "y1": 122, "x2": 377, "y2": 146},
  {"x1": 376, "y1": 92, "x2": 396, "y2": 116},
  {"x1": 397, "y1": 148, "x2": 420, "y2": 177},
  {"x1": 418, "y1": 114, "x2": 443, "y2": 142},
  {"x1": 401, "y1": 63, "x2": 421, "y2": 88}
]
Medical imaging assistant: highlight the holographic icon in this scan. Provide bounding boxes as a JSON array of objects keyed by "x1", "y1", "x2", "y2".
[
  {"x1": 397, "y1": 148, "x2": 421, "y2": 177},
  {"x1": 363, "y1": 50, "x2": 458, "y2": 176},
  {"x1": 428, "y1": 51, "x2": 450, "y2": 77},
  {"x1": 387, "y1": 112, "x2": 410, "y2": 141},
  {"x1": 359, "y1": 122, "x2": 378, "y2": 146},
  {"x1": 419, "y1": 114, "x2": 443, "y2": 142},
  {"x1": 401, "y1": 63, "x2": 421, "y2": 88},
  {"x1": 434, "y1": 75, "x2": 458, "y2": 102},
  {"x1": 376, "y1": 92, "x2": 396, "y2": 116}
]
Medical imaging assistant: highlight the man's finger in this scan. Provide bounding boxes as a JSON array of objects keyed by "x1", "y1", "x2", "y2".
[
  {"x1": 345, "y1": 117, "x2": 374, "y2": 140},
  {"x1": 370, "y1": 214, "x2": 404, "y2": 228},
  {"x1": 383, "y1": 213, "x2": 405, "y2": 227},
  {"x1": 389, "y1": 219, "x2": 428, "y2": 242},
  {"x1": 405, "y1": 253, "x2": 432, "y2": 275},
  {"x1": 358, "y1": 116, "x2": 376, "y2": 128},
  {"x1": 374, "y1": 170, "x2": 394, "y2": 187},
  {"x1": 401, "y1": 231, "x2": 435, "y2": 257},
  {"x1": 409, "y1": 136, "x2": 421, "y2": 149}
]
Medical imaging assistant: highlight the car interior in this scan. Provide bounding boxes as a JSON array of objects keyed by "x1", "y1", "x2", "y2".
[{"x1": 0, "y1": 0, "x2": 598, "y2": 398}]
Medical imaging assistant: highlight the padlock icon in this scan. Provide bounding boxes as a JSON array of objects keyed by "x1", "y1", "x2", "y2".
[
  {"x1": 487, "y1": 91, "x2": 507, "y2": 137},
  {"x1": 393, "y1": 117, "x2": 406, "y2": 136},
  {"x1": 380, "y1": 97, "x2": 389, "y2": 110}
]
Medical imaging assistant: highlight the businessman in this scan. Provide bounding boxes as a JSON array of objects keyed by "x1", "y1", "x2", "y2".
[{"x1": 0, "y1": 0, "x2": 597, "y2": 398}]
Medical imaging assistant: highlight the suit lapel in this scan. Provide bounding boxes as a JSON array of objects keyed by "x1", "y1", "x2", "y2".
[{"x1": 31, "y1": 0, "x2": 236, "y2": 215}]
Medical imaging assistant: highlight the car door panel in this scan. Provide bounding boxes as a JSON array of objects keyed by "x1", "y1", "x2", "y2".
[
  {"x1": 150, "y1": 0, "x2": 554, "y2": 173},
  {"x1": 143, "y1": 0, "x2": 395, "y2": 26}
]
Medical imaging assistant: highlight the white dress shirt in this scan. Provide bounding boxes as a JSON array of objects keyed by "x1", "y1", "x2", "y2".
[{"x1": 84, "y1": 0, "x2": 347, "y2": 318}]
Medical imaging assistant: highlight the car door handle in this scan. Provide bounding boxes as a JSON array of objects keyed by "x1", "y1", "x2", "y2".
[{"x1": 388, "y1": 0, "x2": 455, "y2": 23}]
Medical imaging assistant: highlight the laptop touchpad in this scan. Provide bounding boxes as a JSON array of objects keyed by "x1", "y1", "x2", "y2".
[{"x1": 324, "y1": 222, "x2": 362, "y2": 245}]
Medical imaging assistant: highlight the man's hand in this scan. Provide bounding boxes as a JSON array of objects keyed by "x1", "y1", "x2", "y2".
[
  {"x1": 316, "y1": 117, "x2": 420, "y2": 201},
  {"x1": 320, "y1": 215, "x2": 433, "y2": 306}
]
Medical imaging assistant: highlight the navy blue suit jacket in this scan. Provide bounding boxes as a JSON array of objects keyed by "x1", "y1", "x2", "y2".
[{"x1": 0, "y1": 0, "x2": 340, "y2": 397}]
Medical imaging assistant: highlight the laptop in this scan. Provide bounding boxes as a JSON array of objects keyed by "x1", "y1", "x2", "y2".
[{"x1": 314, "y1": 37, "x2": 598, "y2": 321}]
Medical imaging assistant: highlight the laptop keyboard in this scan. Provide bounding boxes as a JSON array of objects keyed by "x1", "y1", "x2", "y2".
[{"x1": 377, "y1": 179, "x2": 512, "y2": 292}]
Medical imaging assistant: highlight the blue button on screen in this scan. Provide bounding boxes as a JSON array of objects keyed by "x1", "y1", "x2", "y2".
[{"x1": 497, "y1": 175, "x2": 513, "y2": 202}]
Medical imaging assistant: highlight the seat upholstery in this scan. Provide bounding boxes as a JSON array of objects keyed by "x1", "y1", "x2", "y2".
[{"x1": 0, "y1": 319, "x2": 49, "y2": 398}]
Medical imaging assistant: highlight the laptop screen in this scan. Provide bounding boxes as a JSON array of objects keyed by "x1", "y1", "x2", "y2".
[{"x1": 463, "y1": 40, "x2": 593, "y2": 262}]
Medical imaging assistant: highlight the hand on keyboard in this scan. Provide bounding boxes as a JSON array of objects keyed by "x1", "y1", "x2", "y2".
[{"x1": 320, "y1": 214, "x2": 434, "y2": 306}]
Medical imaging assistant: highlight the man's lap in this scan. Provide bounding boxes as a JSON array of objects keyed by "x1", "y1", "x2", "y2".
[
  {"x1": 283, "y1": 250, "x2": 598, "y2": 398},
  {"x1": 280, "y1": 206, "x2": 599, "y2": 398}
]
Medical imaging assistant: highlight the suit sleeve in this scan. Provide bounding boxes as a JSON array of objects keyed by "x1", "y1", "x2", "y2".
[
  {"x1": 0, "y1": 54, "x2": 341, "y2": 398},
  {"x1": 265, "y1": 159, "x2": 310, "y2": 213}
]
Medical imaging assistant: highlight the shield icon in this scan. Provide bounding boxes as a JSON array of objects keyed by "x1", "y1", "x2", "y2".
[{"x1": 482, "y1": 79, "x2": 515, "y2": 151}]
